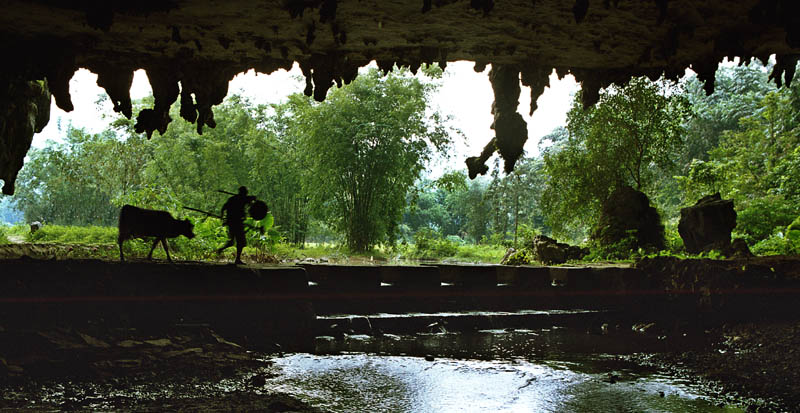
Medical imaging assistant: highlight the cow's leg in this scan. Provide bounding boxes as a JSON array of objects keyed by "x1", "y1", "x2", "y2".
[
  {"x1": 162, "y1": 239, "x2": 173, "y2": 262},
  {"x1": 147, "y1": 238, "x2": 160, "y2": 260},
  {"x1": 118, "y1": 236, "x2": 125, "y2": 262}
]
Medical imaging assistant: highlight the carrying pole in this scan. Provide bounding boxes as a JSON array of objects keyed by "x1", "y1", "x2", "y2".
[
  {"x1": 182, "y1": 206, "x2": 264, "y2": 234},
  {"x1": 182, "y1": 206, "x2": 222, "y2": 219}
]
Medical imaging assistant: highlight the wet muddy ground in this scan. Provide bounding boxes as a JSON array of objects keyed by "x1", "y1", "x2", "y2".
[
  {"x1": 1, "y1": 251, "x2": 799, "y2": 411},
  {"x1": 1, "y1": 319, "x2": 798, "y2": 412},
  {"x1": 0, "y1": 324, "x2": 320, "y2": 412}
]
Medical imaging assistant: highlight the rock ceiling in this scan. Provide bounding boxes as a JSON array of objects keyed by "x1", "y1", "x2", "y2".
[{"x1": 1, "y1": 0, "x2": 799, "y2": 194}]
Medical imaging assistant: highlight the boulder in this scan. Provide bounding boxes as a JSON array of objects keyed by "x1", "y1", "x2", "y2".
[
  {"x1": 678, "y1": 193, "x2": 737, "y2": 254},
  {"x1": 531, "y1": 235, "x2": 588, "y2": 265},
  {"x1": 593, "y1": 185, "x2": 665, "y2": 251},
  {"x1": 723, "y1": 238, "x2": 753, "y2": 258}
]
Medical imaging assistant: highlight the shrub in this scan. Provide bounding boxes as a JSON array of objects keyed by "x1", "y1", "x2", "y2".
[
  {"x1": 751, "y1": 233, "x2": 794, "y2": 256},
  {"x1": 736, "y1": 196, "x2": 799, "y2": 244},
  {"x1": 585, "y1": 232, "x2": 640, "y2": 261},
  {"x1": 481, "y1": 232, "x2": 513, "y2": 248},
  {"x1": 28, "y1": 225, "x2": 118, "y2": 244},
  {"x1": 412, "y1": 228, "x2": 459, "y2": 259},
  {"x1": 663, "y1": 225, "x2": 684, "y2": 254},
  {"x1": 503, "y1": 249, "x2": 531, "y2": 265},
  {"x1": 787, "y1": 215, "x2": 800, "y2": 252}
]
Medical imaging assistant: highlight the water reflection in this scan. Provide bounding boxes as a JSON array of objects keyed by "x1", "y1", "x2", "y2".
[
  {"x1": 269, "y1": 353, "x2": 739, "y2": 412},
  {"x1": 267, "y1": 328, "x2": 743, "y2": 412}
]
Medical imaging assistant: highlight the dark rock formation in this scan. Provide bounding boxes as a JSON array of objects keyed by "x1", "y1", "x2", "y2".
[
  {"x1": 593, "y1": 185, "x2": 665, "y2": 251},
  {"x1": 467, "y1": 65, "x2": 529, "y2": 177},
  {"x1": 1, "y1": 0, "x2": 800, "y2": 191},
  {"x1": 678, "y1": 193, "x2": 738, "y2": 254},
  {"x1": 530, "y1": 235, "x2": 588, "y2": 265},
  {"x1": 0, "y1": 79, "x2": 51, "y2": 195}
]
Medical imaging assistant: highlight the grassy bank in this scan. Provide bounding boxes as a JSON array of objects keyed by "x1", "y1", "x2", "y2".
[{"x1": 0, "y1": 224, "x2": 507, "y2": 264}]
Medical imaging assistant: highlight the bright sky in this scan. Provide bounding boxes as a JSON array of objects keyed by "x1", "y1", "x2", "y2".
[{"x1": 34, "y1": 61, "x2": 580, "y2": 176}]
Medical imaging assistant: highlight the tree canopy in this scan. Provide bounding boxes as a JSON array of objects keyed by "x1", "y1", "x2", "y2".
[
  {"x1": 540, "y1": 77, "x2": 690, "y2": 239},
  {"x1": 289, "y1": 67, "x2": 453, "y2": 251}
]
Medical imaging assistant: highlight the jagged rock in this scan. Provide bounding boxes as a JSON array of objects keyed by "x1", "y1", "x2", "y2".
[
  {"x1": 678, "y1": 193, "x2": 737, "y2": 254},
  {"x1": 468, "y1": 65, "x2": 529, "y2": 176},
  {"x1": 1, "y1": 1, "x2": 800, "y2": 184},
  {"x1": 0, "y1": 79, "x2": 51, "y2": 195},
  {"x1": 500, "y1": 247, "x2": 516, "y2": 264},
  {"x1": 530, "y1": 235, "x2": 588, "y2": 265},
  {"x1": 723, "y1": 238, "x2": 753, "y2": 258},
  {"x1": 593, "y1": 185, "x2": 665, "y2": 251}
]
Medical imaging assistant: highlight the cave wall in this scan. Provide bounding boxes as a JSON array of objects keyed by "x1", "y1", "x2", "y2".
[{"x1": 1, "y1": 0, "x2": 799, "y2": 193}]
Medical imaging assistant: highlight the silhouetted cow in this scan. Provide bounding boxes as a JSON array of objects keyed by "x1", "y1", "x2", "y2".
[{"x1": 118, "y1": 205, "x2": 195, "y2": 262}]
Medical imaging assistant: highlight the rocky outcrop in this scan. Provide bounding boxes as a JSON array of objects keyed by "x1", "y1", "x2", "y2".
[
  {"x1": 531, "y1": 235, "x2": 588, "y2": 265},
  {"x1": 0, "y1": 79, "x2": 51, "y2": 195},
  {"x1": 678, "y1": 193, "x2": 738, "y2": 254},
  {"x1": 1, "y1": 0, "x2": 799, "y2": 189},
  {"x1": 593, "y1": 185, "x2": 665, "y2": 251}
]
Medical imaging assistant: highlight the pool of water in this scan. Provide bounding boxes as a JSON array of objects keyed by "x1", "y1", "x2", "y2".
[
  {"x1": 0, "y1": 328, "x2": 745, "y2": 412},
  {"x1": 268, "y1": 353, "x2": 739, "y2": 412},
  {"x1": 264, "y1": 328, "x2": 743, "y2": 412}
]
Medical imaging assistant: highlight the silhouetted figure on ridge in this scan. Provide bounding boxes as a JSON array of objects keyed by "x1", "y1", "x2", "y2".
[{"x1": 217, "y1": 186, "x2": 256, "y2": 264}]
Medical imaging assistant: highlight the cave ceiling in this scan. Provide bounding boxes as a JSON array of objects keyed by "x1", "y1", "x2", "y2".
[{"x1": 1, "y1": 0, "x2": 800, "y2": 194}]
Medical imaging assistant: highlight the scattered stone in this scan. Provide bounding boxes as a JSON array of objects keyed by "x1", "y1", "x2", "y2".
[
  {"x1": 632, "y1": 322, "x2": 657, "y2": 334},
  {"x1": 606, "y1": 372, "x2": 619, "y2": 383},
  {"x1": 163, "y1": 348, "x2": 203, "y2": 358},
  {"x1": 114, "y1": 359, "x2": 142, "y2": 368},
  {"x1": 425, "y1": 354, "x2": 435, "y2": 361},
  {"x1": 249, "y1": 373, "x2": 267, "y2": 387},
  {"x1": 211, "y1": 332, "x2": 242, "y2": 348},
  {"x1": 144, "y1": 338, "x2": 173, "y2": 347},
  {"x1": 426, "y1": 321, "x2": 447, "y2": 334},
  {"x1": 37, "y1": 330, "x2": 87, "y2": 349},
  {"x1": 500, "y1": 247, "x2": 516, "y2": 265},
  {"x1": 117, "y1": 340, "x2": 144, "y2": 348},
  {"x1": 226, "y1": 353, "x2": 253, "y2": 361},
  {"x1": 78, "y1": 333, "x2": 110, "y2": 348},
  {"x1": 723, "y1": 238, "x2": 753, "y2": 258}
]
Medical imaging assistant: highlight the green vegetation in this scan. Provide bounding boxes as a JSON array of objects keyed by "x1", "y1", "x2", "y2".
[
  {"x1": 541, "y1": 77, "x2": 690, "y2": 240},
  {"x1": 292, "y1": 67, "x2": 453, "y2": 251},
  {"x1": 3, "y1": 60, "x2": 799, "y2": 263}
]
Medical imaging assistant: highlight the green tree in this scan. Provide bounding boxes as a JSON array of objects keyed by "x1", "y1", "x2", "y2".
[
  {"x1": 680, "y1": 62, "x2": 772, "y2": 163},
  {"x1": 291, "y1": 68, "x2": 453, "y2": 251},
  {"x1": 541, "y1": 77, "x2": 690, "y2": 240},
  {"x1": 482, "y1": 157, "x2": 548, "y2": 245},
  {"x1": 682, "y1": 84, "x2": 800, "y2": 245},
  {"x1": 14, "y1": 125, "x2": 151, "y2": 225},
  {"x1": 112, "y1": 95, "x2": 310, "y2": 245}
]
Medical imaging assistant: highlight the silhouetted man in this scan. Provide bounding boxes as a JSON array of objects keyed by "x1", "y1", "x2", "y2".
[{"x1": 217, "y1": 186, "x2": 255, "y2": 264}]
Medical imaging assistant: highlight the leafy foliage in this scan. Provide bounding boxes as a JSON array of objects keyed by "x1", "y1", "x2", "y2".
[
  {"x1": 290, "y1": 68, "x2": 453, "y2": 251},
  {"x1": 8, "y1": 59, "x2": 800, "y2": 262},
  {"x1": 541, "y1": 77, "x2": 690, "y2": 241}
]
